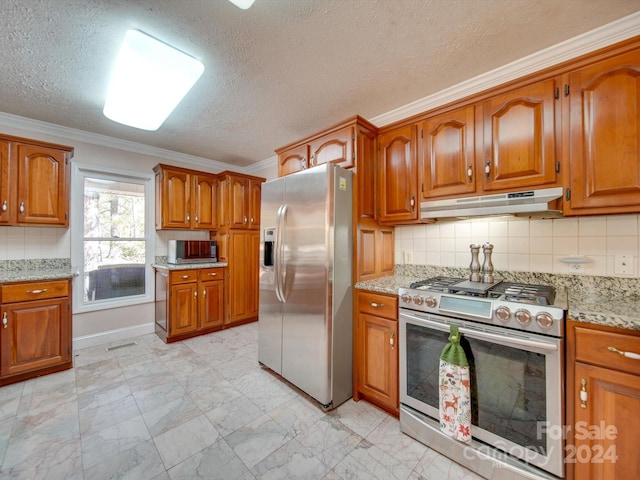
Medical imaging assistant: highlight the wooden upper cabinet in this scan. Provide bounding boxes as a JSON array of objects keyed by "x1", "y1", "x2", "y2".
[
  {"x1": 308, "y1": 125, "x2": 354, "y2": 169},
  {"x1": 420, "y1": 105, "x2": 476, "y2": 199},
  {"x1": 0, "y1": 137, "x2": 73, "y2": 227},
  {"x1": 0, "y1": 141, "x2": 10, "y2": 225},
  {"x1": 481, "y1": 79, "x2": 559, "y2": 191},
  {"x1": 193, "y1": 174, "x2": 217, "y2": 229},
  {"x1": 278, "y1": 144, "x2": 308, "y2": 177},
  {"x1": 566, "y1": 49, "x2": 640, "y2": 214},
  {"x1": 154, "y1": 164, "x2": 219, "y2": 230},
  {"x1": 218, "y1": 172, "x2": 265, "y2": 230},
  {"x1": 378, "y1": 124, "x2": 419, "y2": 224}
]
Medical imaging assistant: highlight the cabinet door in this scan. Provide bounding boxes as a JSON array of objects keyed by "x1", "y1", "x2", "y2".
[
  {"x1": 573, "y1": 362, "x2": 640, "y2": 480},
  {"x1": 420, "y1": 106, "x2": 476, "y2": 199},
  {"x1": 309, "y1": 126, "x2": 354, "y2": 169},
  {"x1": 159, "y1": 169, "x2": 191, "y2": 229},
  {"x1": 356, "y1": 312, "x2": 398, "y2": 412},
  {"x1": 227, "y1": 231, "x2": 249, "y2": 323},
  {"x1": 482, "y1": 79, "x2": 558, "y2": 191},
  {"x1": 193, "y1": 174, "x2": 217, "y2": 230},
  {"x1": 355, "y1": 128, "x2": 377, "y2": 220},
  {"x1": 357, "y1": 222, "x2": 395, "y2": 281},
  {"x1": 278, "y1": 144, "x2": 309, "y2": 177},
  {"x1": 199, "y1": 280, "x2": 224, "y2": 330},
  {"x1": 15, "y1": 143, "x2": 69, "y2": 226},
  {"x1": 247, "y1": 231, "x2": 260, "y2": 317},
  {"x1": 168, "y1": 283, "x2": 198, "y2": 336},
  {"x1": 567, "y1": 50, "x2": 640, "y2": 214},
  {"x1": 228, "y1": 176, "x2": 249, "y2": 229},
  {"x1": 0, "y1": 298, "x2": 70, "y2": 377},
  {"x1": 248, "y1": 180, "x2": 262, "y2": 230},
  {"x1": 0, "y1": 141, "x2": 11, "y2": 225},
  {"x1": 378, "y1": 125, "x2": 419, "y2": 223}
]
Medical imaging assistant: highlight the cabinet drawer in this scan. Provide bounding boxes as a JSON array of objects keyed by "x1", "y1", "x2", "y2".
[
  {"x1": 199, "y1": 268, "x2": 224, "y2": 282},
  {"x1": 169, "y1": 270, "x2": 198, "y2": 284},
  {"x1": 575, "y1": 326, "x2": 640, "y2": 376},
  {"x1": 0, "y1": 280, "x2": 69, "y2": 303},
  {"x1": 357, "y1": 291, "x2": 398, "y2": 320}
]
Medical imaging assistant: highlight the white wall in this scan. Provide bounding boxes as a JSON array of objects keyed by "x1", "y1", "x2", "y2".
[{"x1": 395, "y1": 215, "x2": 640, "y2": 278}]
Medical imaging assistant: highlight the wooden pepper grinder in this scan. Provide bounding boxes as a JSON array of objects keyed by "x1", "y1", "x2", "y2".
[{"x1": 482, "y1": 243, "x2": 494, "y2": 283}]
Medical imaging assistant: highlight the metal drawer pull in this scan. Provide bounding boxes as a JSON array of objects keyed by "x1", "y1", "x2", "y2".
[
  {"x1": 27, "y1": 288, "x2": 48, "y2": 294},
  {"x1": 180, "y1": 275, "x2": 190, "y2": 279},
  {"x1": 208, "y1": 273, "x2": 217, "y2": 276},
  {"x1": 2, "y1": 312, "x2": 7, "y2": 328},
  {"x1": 579, "y1": 379, "x2": 587, "y2": 408},
  {"x1": 370, "y1": 302, "x2": 384, "y2": 308},
  {"x1": 608, "y1": 346, "x2": 640, "y2": 360}
]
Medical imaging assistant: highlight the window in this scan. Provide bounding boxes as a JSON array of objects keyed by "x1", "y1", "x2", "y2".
[{"x1": 71, "y1": 163, "x2": 154, "y2": 312}]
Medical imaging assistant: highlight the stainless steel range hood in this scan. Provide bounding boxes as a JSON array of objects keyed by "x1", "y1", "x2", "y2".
[{"x1": 420, "y1": 187, "x2": 564, "y2": 220}]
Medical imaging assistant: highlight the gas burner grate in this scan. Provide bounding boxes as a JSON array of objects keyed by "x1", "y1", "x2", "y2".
[
  {"x1": 491, "y1": 282, "x2": 556, "y2": 306},
  {"x1": 409, "y1": 276, "x2": 465, "y2": 292}
]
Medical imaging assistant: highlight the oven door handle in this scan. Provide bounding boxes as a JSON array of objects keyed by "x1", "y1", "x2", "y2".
[{"x1": 403, "y1": 312, "x2": 559, "y2": 351}]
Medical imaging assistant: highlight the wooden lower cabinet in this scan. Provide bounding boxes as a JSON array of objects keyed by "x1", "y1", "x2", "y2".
[
  {"x1": 0, "y1": 279, "x2": 72, "y2": 385},
  {"x1": 155, "y1": 267, "x2": 225, "y2": 343},
  {"x1": 353, "y1": 290, "x2": 399, "y2": 415},
  {"x1": 226, "y1": 230, "x2": 260, "y2": 325},
  {"x1": 566, "y1": 321, "x2": 640, "y2": 480}
]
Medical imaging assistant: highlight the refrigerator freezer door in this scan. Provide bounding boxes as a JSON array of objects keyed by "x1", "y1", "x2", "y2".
[{"x1": 258, "y1": 177, "x2": 285, "y2": 374}]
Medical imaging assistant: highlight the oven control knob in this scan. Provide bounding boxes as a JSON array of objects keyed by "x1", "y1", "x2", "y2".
[
  {"x1": 425, "y1": 296, "x2": 437, "y2": 308},
  {"x1": 401, "y1": 293, "x2": 412, "y2": 304},
  {"x1": 495, "y1": 306, "x2": 511, "y2": 321},
  {"x1": 536, "y1": 312, "x2": 554, "y2": 329},
  {"x1": 413, "y1": 295, "x2": 424, "y2": 305},
  {"x1": 515, "y1": 309, "x2": 532, "y2": 326}
]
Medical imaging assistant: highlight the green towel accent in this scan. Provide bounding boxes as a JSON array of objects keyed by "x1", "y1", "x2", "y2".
[{"x1": 440, "y1": 325, "x2": 469, "y2": 367}]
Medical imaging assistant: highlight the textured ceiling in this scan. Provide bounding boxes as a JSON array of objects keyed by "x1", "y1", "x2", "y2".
[{"x1": 0, "y1": 0, "x2": 638, "y2": 167}]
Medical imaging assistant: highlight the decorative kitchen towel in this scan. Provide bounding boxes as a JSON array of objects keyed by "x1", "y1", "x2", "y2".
[{"x1": 439, "y1": 324, "x2": 472, "y2": 443}]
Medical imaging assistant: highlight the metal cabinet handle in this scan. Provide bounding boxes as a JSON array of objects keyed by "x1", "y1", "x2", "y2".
[
  {"x1": 202, "y1": 289, "x2": 206, "y2": 297},
  {"x1": 26, "y1": 288, "x2": 48, "y2": 294},
  {"x1": 608, "y1": 346, "x2": 640, "y2": 360},
  {"x1": 390, "y1": 331, "x2": 395, "y2": 349},
  {"x1": 485, "y1": 160, "x2": 491, "y2": 179},
  {"x1": 243, "y1": 216, "x2": 247, "y2": 224},
  {"x1": 195, "y1": 215, "x2": 199, "y2": 223},
  {"x1": 300, "y1": 158, "x2": 307, "y2": 170},
  {"x1": 311, "y1": 154, "x2": 316, "y2": 166},
  {"x1": 250, "y1": 217, "x2": 254, "y2": 224},
  {"x1": 370, "y1": 302, "x2": 385, "y2": 308},
  {"x1": 2, "y1": 312, "x2": 7, "y2": 329},
  {"x1": 194, "y1": 291, "x2": 197, "y2": 298},
  {"x1": 467, "y1": 164, "x2": 473, "y2": 182},
  {"x1": 579, "y1": 379, "x2": 587, "y2": 408},
  {"x1": 1, "y1": 200, "x2": 6, "y2": 212},
  {"x1": 19, "y1": 201, "x2": 25, "y2": 214},
  {"x1": 180, "y1": 275, "x2": 190, "y2": 279},
  {"x1": 410, "y1": 196, "x2": 415, "y2": 211},
  {"x1": 186, "y1": 214, "x2": 190, "y2": 222}
]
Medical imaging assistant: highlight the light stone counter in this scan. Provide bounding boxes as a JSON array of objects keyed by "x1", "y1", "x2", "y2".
[
  {"x1": 356, "y1": 265, "x2": 639, "y2": 331},
  {"x1": 0, "y1": 259, "x2": 77, "y2": 284}
]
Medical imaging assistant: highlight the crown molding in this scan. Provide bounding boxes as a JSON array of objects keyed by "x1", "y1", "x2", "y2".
[
  {"x1": 0, "y1": 111, "x2": 240, "y2": 173},
  {"x1": 371, "y1": 11, "x2": 640, "y2": 127},
  {"x1": 244, "y1": 155, "x2": 277, "y2": 175}
]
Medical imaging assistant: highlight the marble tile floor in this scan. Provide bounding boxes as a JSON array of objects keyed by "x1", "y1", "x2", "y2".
[{"x1": 0, "y1": 322, "x2": 484, "y2": 480}]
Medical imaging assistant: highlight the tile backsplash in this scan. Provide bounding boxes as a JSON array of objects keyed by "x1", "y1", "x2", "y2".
[{"x1": 395, "y1": 214, "x2": 640, "y2": 278}]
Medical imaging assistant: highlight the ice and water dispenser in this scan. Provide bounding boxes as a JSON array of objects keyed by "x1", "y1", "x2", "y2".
[{"x1": 263, "y1": 227, "x2": 275, "y2": 267}]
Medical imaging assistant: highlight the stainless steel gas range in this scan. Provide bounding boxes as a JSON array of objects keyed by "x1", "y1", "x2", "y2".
[{"x1": 399, "y1": 276, "x2": 566, "y2": 480}]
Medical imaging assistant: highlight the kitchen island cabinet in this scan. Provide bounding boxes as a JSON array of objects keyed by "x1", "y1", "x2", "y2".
[
  {"x1": 154, "y1": 266, "x2": 225, "y2": 343},
  {"x1": 0, "y1": 134, "x2": 73, "y2": 227},
  {"x1": 353, "y1": 289, "x2": 399, "y2": 416},
  {"x1": 566, "y1": 320, "x2": 640, "y2": 480},
  {"x1": 0, "y1": 279, "x2": 72, "y2": 385}
]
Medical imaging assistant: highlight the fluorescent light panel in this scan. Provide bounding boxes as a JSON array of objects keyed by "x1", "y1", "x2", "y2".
[
  {"x1": 103, "y1": 30, "x2": 204, "y2": 131},
  {"x1": 228, "y1": 0, "x2": 255, "y2": 9}
]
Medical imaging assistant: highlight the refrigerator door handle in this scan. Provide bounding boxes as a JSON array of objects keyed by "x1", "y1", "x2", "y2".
[{"x1": 275, "y1": 204, "x2": 288, "y2": 303}]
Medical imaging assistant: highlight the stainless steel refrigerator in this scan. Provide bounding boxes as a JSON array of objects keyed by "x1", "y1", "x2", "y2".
[{"x1": 258, "y1": 163, "x2": 353, "y2": 409}]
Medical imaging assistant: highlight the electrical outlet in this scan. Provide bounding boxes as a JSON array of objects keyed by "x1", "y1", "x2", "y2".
[
  {"x1": 403, "y1": 251, "x2": 414, "y2": 264},
  {"x1": 568, "y1": 263, "x2": 584, "y2": 274},
  {"x1": 614, "y1": 255, "x2": 634, "y2": 275}
]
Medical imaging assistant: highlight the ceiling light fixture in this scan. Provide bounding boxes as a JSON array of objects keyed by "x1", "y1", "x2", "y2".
[
  {"x1": 228, "y1": 0, "x2": 255, "y2": 9},
  {"x1": 103, "y1": 29, "x2": 205, "y2": 131}
]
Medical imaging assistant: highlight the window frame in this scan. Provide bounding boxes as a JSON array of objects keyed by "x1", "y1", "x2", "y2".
[{"x1": 71, "y1": 162, "x2": 155, "y2": 313}]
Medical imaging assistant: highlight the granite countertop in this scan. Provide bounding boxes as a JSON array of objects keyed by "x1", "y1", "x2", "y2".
[
  {"x1": 356, "y1": 268, "x2": 639, "y2": 331},
  {"x1": 0, "y1": 267, "x2": 78, "y2": 284},
  {"x1": 153, "y1": 261, "x2": 228, "y2": 270}
]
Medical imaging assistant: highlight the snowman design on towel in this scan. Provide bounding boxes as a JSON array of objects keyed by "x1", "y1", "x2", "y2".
[{"x1": 439, "y1": 324, "x2": 472, "y2": 443}]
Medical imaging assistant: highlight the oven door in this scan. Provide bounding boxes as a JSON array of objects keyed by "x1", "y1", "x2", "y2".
[{"x1": 400, "y1": 310, "x2": 564, "y2": 477}]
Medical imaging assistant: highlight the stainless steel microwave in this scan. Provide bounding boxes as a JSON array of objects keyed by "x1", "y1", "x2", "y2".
[{"x1": 167, "y1": 240, "x2": 218, "y2": 264}]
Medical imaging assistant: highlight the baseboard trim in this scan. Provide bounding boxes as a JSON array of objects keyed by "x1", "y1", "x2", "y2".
[{"x1": 73, "y1": 322, "x2": 155, "y2": 350}]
